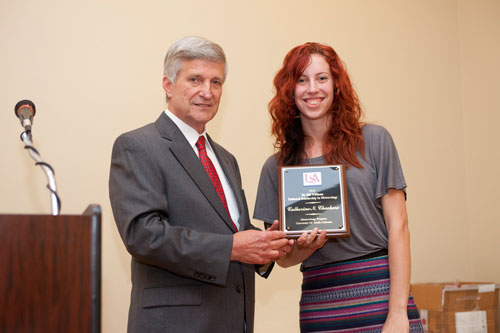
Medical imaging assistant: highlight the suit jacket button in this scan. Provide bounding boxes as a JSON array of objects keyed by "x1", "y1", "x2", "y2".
[{"x1": 236, "y1": 285, "x2": 244, "y2": 293}]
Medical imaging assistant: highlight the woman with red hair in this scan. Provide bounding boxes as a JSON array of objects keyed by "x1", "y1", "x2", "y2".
[{"x1": 254, "y1": 43, "x2": 423, "y2": 332}]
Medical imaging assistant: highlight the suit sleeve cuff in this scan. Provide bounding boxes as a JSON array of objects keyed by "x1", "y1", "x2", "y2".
[{"x1": 255, "y1": 262, "x2": 274, "y2": 278}]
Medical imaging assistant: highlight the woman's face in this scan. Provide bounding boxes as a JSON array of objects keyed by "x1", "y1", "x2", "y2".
[{"x1": 294, "y1": 53, "x2": 334, "y2": 123}]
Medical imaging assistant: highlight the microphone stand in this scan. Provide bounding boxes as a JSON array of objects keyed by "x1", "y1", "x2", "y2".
[{"x1": 20, "y1": 130, "x2": 61, "y2": 216}]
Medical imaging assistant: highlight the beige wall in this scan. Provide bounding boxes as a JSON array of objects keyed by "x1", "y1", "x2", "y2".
[
  {"x1": 458, "y1": 0, "x2": 500, "y2": 281},
  {"x1": 1, "y1": 0, "x2": 498, "y2": 332}
]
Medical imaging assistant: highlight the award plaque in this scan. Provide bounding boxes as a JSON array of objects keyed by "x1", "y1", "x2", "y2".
[{"x1": 279, "y1": 165, "x2": 350, "y2": 238}]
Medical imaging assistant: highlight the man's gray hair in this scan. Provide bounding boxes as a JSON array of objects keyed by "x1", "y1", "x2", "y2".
[{"x1": 163, "y1": 36, "x2": 228, "y2": 84}]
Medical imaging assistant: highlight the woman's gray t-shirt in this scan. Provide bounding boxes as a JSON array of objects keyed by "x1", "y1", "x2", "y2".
[{"x1": 253, "y1": 124, "x2": 406, "y2": 270}]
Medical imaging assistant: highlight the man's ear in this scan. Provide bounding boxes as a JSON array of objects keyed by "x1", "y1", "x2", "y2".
[{"x1": 163, "y1": 76, "x2": 174, "y2": 99}]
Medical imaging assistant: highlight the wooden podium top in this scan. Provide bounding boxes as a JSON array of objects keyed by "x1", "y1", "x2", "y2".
[{"x1": 0, "y1": 205, "x2": 101, "y2": 333}]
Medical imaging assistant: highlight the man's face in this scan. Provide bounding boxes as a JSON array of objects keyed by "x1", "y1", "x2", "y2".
[{"x1": 163, "y1": 59, "x2": 225, "y2": 133}]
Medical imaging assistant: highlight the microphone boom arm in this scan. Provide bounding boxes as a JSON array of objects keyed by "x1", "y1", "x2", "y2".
[{"x1": 20, "y1": 130, "x2": 61, "y2": 216}]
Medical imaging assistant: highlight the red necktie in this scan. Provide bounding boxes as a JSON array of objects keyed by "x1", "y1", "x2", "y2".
[{"x1": 196, "y1": 136, "x2": 238, "y2": 231}]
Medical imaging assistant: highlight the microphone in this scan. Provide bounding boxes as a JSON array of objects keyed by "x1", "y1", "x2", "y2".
[{"x1": 15, "y1": 99, "x2": 36, "y2": 131}]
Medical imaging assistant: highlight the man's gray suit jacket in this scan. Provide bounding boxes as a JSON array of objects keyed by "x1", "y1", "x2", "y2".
[{"x1": 109, "y1": 112, "x2": 258, "y2": 332}]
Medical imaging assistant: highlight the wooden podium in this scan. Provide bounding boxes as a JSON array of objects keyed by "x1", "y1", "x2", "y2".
[{"x1": 0, "y1": 205, "x2": 101, "y2": 333}]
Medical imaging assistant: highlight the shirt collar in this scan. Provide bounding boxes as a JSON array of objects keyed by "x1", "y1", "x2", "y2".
[{"x1": 164, "y1": 109, "x2": 210, "y2": 150}]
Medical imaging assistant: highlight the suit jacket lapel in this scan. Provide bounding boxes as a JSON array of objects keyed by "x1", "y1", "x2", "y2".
[{"x1": 155, "y1": 113, "x2": 237, "y2": 233}]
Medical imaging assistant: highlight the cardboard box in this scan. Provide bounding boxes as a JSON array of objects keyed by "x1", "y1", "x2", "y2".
[{"x1": 411, "y1": 282, "x2": 499, "y2": 332}]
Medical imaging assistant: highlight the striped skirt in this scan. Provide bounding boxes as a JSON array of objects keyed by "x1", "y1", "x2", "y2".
[{"x1": 300, "y1": 254, "x2": 423, "y2": 332}]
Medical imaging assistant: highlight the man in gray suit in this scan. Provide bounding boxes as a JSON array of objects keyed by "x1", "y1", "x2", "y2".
[{"x1": 109, "y1": 36, "x2": 290, "y2": 332}]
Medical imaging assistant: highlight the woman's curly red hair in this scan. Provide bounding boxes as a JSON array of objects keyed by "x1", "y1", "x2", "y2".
[{"x1": 269, "y1": 42, "x2": 365, "y2": 167}]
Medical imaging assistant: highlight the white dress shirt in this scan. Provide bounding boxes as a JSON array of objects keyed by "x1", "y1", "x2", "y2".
[{"x1": 164, "y1": 109, "x2": 240, "y2": 230}]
